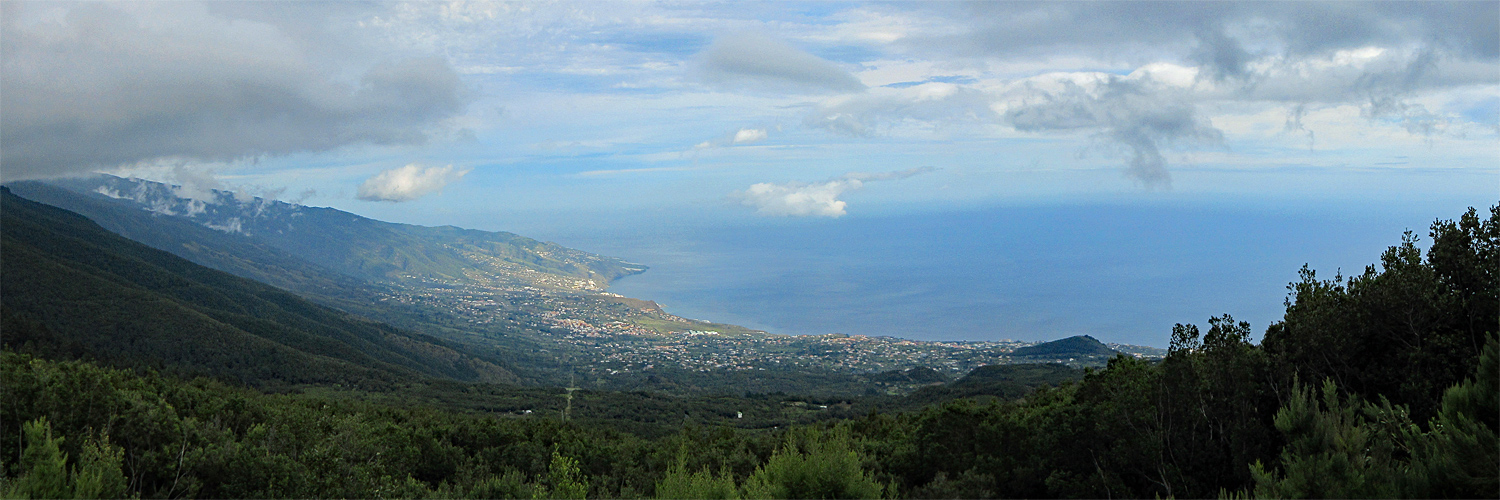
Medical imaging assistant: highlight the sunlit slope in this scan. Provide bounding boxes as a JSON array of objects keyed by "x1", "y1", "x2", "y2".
[
  {"x1": 34, "y1": 176, "x2": 645, "y2": 292},
  {"x1": 0, "y1": 187, "x2": 516, "y2": 388}
]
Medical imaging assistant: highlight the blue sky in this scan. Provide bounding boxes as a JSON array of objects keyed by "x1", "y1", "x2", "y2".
[{"x1": 3, "y1": 1, "x2": 1495, "y2": 222}]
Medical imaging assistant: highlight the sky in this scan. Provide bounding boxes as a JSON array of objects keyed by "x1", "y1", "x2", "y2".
[
  {"x1": 3, "y1": 2, "x2": 1498, "y2": 343},
  {"x1": 3, "y1": 0, "x2": 1495, "y2": 216}
]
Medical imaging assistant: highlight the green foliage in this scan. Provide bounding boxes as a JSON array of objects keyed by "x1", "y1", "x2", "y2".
[
  {"x1": 655, "y1": 445, "x2": 740, "y2": 500},
  {"x1": 465, "y1": 470, "x2": 537, "y2": 499},
  {"x1": 0, "y1": 352, "x2": 645, "y2": 498},
  {"x1": 1249, "y1": 380, "x2": 1409, "y2": 498},
  {"x1": 4, "y1": 418, "x2": 71, "y2": 499},
  {"x1": 1264, "y1": 205, "x2": 1499, "y2": 420},
  {"x1": 1251, "y1": 334, "x2": 1499, "y2": 498},
  {"x1": 741, "y1": 427, "x2": 884, "y2": 499},
  {"x1": 536, "y1": 448, "x2": 591, "y2": 499},
  {"x1": 69, "y1": 431, "x2": 129, "y2": 500},
  {"x1": 1408, "y1": 333, "x2": 1499, "y2": 498},
  {"x1": 1, "y1": 417, "x2": 128, "y2": 500}
]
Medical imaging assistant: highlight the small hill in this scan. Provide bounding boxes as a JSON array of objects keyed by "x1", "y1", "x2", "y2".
[
  {"x1": 1, "y1": 187, "x2": 516, "y2": 389},
  {"x1": 874, "y1": 363, "x2": 1084, "y2": 412},
  {"x1": 1011, "y1": 335, "x2": 1120, "y2": 358}
]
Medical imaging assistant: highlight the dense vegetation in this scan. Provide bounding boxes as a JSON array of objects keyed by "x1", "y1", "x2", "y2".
[
  {"x1": 0, "y1": 188, "x2": 515, "y2": 389},
  {"x1": 1, "y1": 197, "x2": 1494, "y2": 498}
]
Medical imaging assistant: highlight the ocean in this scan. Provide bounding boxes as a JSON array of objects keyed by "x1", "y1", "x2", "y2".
[{"x1": 495, "y1": 198, "x2": 1485, "y2": 347}]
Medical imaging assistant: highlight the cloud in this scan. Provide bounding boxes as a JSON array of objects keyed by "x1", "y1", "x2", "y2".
[
  {"x1": 697, "y1": 32, "x2": 866, "y2": 93},
  {"x1": 1003, "y1": 76, "x2": 1223, "y2": 187},
  {"x1": 733, "y1": 128, "x2": 769, "y2": 144},
  {"x1": 804, "y1": 82, "x2": 999, "y2": 137},
  {"x1": 357, "y1": 163, "x2": 471, "y2": 202},
  {"x1": 732, "y1": 167, "x2": 936, "y2": 217},
  {"x1": 0, "y1": 2, "x2": 473, "y2": 181},
  {"x1": 908, "y1": 2, "x2": 1497, "y2": 67},
  {"x1": 796, "y1": 74, "x2": 1223, "y2": 186},
  {"x1": 794, "y1": 2, "x2": 1498, "y2": 187},
  {"x1": 694, "y1": 127, "x2": 773, "y2": 149}
]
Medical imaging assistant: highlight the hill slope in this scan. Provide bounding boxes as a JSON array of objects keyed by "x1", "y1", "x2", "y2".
[
  {"x1": 0, "y1": 187, "x2": 515, "y2": 389},
  {"x1": 5, "y1": 181, "x2": 381, "y2": 302},
  {"x1": 28, "y1": 176, "x2": 645, "y2": 292}
]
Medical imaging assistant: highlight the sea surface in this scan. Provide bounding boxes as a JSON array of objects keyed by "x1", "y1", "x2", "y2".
[{"x1": 502, "y1": 198, "x2": 1485, "y2": 347}]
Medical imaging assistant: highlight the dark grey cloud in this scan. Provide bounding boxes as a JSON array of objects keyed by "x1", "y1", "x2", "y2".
[
  {"x1": 697, "y1": 32, "x2": 867, "y2": 93},
  {"x1": 1005, "y1": 78, "x2": 1222, "y2": 187},
  {"x1": 1189, "y1": 26, "x2": 1254, "y2": 82},
  {"x1": 1283, "y1": 103, "x2": 1316, "y2": 151},
  {"x1": 0, "y1": 2, "x2": 473, "y2": 181},
  {"x1": 913, "y1": 1, "x2": 1498, "y2": 72}
]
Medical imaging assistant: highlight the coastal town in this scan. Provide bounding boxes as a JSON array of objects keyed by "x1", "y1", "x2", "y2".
[{"x1": 378, "y1": 281, "x2": 1167, "y2": 380}]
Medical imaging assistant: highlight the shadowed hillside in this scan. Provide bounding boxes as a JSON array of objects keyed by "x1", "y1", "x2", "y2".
[{"x1": 1, "y1": 187, "x2": 516, "y2": 389}]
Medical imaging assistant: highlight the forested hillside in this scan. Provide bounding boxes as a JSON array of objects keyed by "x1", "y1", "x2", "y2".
[
  {"x1": 0, "y1": 187, "x2": 515, "y2": 388},
  {"x1": 5, "y1": 181, "x2": 385, "y2": 303},
  {"x1": 2, "y1": 202, "x2": 1495, "y2": 499}
]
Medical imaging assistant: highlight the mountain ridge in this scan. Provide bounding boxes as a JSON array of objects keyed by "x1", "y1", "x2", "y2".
[{"x1": 28, "y1": 175, "x2": 645, "y2": 293}]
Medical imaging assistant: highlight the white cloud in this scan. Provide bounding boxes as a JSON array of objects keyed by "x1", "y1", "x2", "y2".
[
  {"x1": 804, "y1": 82, "x2": 999, "y2": 138},
  {"x1": 732, "y1": 167, "x2": 935, "y2": 217},
  {"x1": 357, "y1": 163, "x2": 471, "y2": 202},
  {"x1": 693, "y1": 126, "x2": 773, "y2": 149},
  {"x1": 733, "y1": 128, "x2": 769, "y2": 144},
  {"x1": 736, "y1": 180, "x2": 853, "y2": 217}
]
